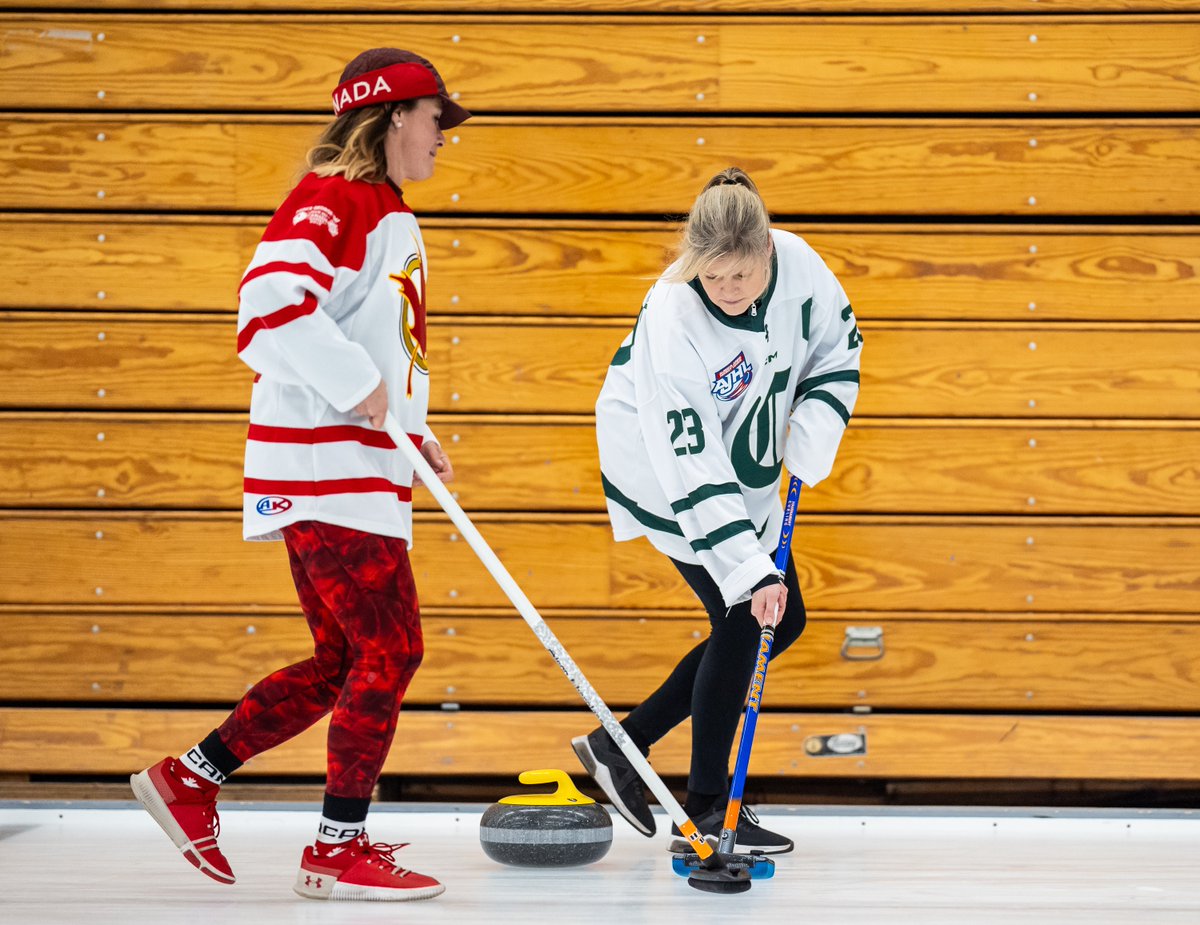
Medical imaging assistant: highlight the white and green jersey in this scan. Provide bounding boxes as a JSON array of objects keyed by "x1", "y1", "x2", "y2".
[{"x1": 596, "y1": 228, "x2": 862, "y2": 607}]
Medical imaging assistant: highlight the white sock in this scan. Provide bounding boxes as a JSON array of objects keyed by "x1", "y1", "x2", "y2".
[
  {"x1": 316, "y1": 816, "x2": 366, "y2": 846},
  {"x1": 179, "y1": 745, "x2": 225, "y2": 785}
]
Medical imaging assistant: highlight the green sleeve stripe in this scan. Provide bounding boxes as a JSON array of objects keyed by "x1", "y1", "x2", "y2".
[
  {"x1": 689, "y1": 519, "x2": 755, "y2": 553},
  {"x1": 603, "y1": 475, "x2": 759, "y2": 552},
  {"x1": 601, "y1": 473, "x2": 683, "y2": 536},
  {"x1": 803, "y1": 389, "x2": 851, "y2": 424},
  {"x1": 670, "y1": 481, "x2": 741, "y2": 514},
  {"x1": 795, "y1": 369, "x2": 860, "y2": 400}
]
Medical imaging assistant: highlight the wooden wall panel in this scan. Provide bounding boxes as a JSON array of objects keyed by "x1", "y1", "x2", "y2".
[
  {"x1": 7, "y1": 2, "x2": 1200, "y2": 12},
  {"x1": 2, "y1": 414, "x2": 1198, "y2": 517},
  {"x1": 6, "y1": 315, "x2": 1197, "y2": 420},
  {"x1": 858, "y1": 324, "x2": 1200, "y2": 419},
  {"x1": 3, "y1": 16, "x2": 1198, "y2": 112},
  {"x1": 3, "y1": 707, "x2": 1197, "y2": 780},
  {"x1": 4, "y1": 613, "x2": 1198, "y2": 711},
  {"x1": 9, "y1": 17, "x2": 713, "y2": 114},
  {"x1": 300, "y1": 119, "x2": 1200, "y2": 217},
  {"x1": 0, "y1": 218, "x2": 259, "y2": 312},
  {"x1": 3, "y1": 217, "x2": 1199, "y2": 322},
  {"x1": 3, "y1": 117, "x2": 1197, "y2": 215},
  {"x1": 1, "y1": 514, "x2": 1197, "y2": 614},
  {"x1": 0, "y1": 313, "x2": 253, "y2": 411},
  {"x1": 3, "y1": 2, "x2": 1197, "y2": 793},
  {"x1": 434, "y1": 321, "x2": 1199, "y2": 419},
  {"x1": 726, "y1": 19, "x2": 1200, "y2": 113}
]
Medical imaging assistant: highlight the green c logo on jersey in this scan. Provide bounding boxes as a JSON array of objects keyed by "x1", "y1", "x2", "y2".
[{"x1": 730, "y1": 368, "x2": 791, "y2": 488}]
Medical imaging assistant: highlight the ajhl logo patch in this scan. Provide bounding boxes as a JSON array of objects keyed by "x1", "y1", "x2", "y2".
[
  {"x1": 256, "y1": 496, "x2": 293, "y2": 516},
  {"x1": 710, "y1": 351, "x2": 754, "y2": 402}
]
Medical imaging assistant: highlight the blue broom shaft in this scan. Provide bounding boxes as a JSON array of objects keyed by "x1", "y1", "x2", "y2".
[{"x1": 720, "y1": 476, "x2": 801, "y2": 852}]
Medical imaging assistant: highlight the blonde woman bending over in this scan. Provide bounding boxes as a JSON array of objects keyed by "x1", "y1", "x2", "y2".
[{"x1": 573, "y1": 167, "x2": 863, "y2": 854}]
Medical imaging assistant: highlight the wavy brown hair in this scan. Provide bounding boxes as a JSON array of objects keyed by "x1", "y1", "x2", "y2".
[{"x1": 305, "y1": 99, "x2": 421, "y2": 183}]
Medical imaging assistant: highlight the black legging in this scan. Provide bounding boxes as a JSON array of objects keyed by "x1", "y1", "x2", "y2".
[{"x1": 623, "y1": 552, "x2": 806, "y2": 796}]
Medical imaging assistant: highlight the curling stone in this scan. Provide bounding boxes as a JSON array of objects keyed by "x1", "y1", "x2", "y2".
[{"x1": 479, "y1": 768, "x2": 612, "y2": 868}]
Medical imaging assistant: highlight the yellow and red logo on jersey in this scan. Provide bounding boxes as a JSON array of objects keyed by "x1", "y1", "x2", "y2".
[{"x1": 390, "y1": 252, "x2": 428, "y2": 398}]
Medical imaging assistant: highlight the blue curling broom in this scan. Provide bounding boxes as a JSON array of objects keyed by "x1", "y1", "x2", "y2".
[{"x1": 674, "y1": 474, "x2": 802, "y2": 885}]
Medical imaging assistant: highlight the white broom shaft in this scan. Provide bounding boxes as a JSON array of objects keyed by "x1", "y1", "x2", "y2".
[{"x1": 385, "y1": 415, "x2": 706, "y2": 851}]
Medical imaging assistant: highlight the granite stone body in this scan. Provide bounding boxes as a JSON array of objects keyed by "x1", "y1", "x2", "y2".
[{"x1": 479, "y1": 801, "x2": 613, "y2": 867}]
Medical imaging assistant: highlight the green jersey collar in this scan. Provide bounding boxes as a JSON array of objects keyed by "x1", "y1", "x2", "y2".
[{"x1": 688, "y1": 248, "x2": 778, "y2": 333}]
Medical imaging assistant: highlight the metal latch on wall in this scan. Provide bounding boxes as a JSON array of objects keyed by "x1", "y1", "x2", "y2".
[
  {"x1": 840, "y1": 625, "x2": 885, "y2": 661},
  {"x1": 803, "y1": 729, "x2": 868, "y2": 758}
]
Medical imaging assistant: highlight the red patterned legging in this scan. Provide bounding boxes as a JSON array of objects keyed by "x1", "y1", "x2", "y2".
[{"x1": 216, "y1": 520, "x2": 423, "y2": 799}]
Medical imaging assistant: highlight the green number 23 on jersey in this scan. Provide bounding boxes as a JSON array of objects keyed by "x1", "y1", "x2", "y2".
[{"x1": 667, "y1": 408, "x2": 705, "y2": 456}]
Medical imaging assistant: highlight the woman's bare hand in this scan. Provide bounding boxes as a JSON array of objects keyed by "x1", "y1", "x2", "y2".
[
  {"x1": 750, "y1": 582, "x2": 787, "y2": 628},
  {"x1": 353, "y1": 379, "x2": 388, "y2": 429},
  {"x1": 415, "y1": 441, "x2": 454, "y2": 485}
]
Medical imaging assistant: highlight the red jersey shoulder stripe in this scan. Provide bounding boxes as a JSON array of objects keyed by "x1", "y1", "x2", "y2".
[{"x1": 239, "y1": 261, "x2": 334, "y2": 297}]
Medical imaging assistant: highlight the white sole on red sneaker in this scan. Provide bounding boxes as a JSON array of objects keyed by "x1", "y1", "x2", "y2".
[
  {"x1": 293, "y1": 870, "x2": 445, "y2": 902},
  {"x1": 129, "y1": 770, "x2": 236, "y2": 885}
]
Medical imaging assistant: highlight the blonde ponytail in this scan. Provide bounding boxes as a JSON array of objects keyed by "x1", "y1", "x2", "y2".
[{"x1": 666, "y1": 167, "x2": 771, "y2": 282}]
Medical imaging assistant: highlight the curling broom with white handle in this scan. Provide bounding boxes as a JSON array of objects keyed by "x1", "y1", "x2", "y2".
[{"x1": 383, "y1": 413, "x2": 753, "y2": 893}]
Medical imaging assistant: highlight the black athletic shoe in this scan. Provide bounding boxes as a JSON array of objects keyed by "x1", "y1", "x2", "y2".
[
  {"x1": 668, "y1": 804, "x2": 794, "y2": 855},
  {"x1": 571, "y1": 727, "x2": 656, "y2": 837}
]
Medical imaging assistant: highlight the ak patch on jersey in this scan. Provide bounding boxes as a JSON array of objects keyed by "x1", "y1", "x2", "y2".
[
  {"x1": 256, "y1": 496, "x2": 293, "y2": 516},
  {"x1": 710, "y1": 351, "x2": 754, "y2": 402}
]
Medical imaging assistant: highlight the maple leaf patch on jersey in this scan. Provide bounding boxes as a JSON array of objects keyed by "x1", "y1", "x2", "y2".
[
  {"x1": 292, "y1": 205, "x2": 341, "y2": 237},
  {"x1": 710, "y1": 351, "x2": 754, "y2": 402}
]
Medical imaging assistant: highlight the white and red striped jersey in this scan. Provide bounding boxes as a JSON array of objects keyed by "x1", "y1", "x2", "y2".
[{"x1": 236, "y1": 172, "x2": 435, "y2": 542}]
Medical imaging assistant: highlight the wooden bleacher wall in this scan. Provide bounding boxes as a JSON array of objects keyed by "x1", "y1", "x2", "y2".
[{"x1": 1, "y1": 1, "x2": 1198, "y2": 796}]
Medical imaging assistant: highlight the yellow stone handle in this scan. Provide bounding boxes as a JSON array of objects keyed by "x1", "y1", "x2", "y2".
[{"x1": 498, "y1": 768, "x2": 595, "y2": 806}]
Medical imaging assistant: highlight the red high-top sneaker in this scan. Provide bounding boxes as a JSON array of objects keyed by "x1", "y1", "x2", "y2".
[{"x1": 130, "y1": 756, "x2": 235, "y2": 884}]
